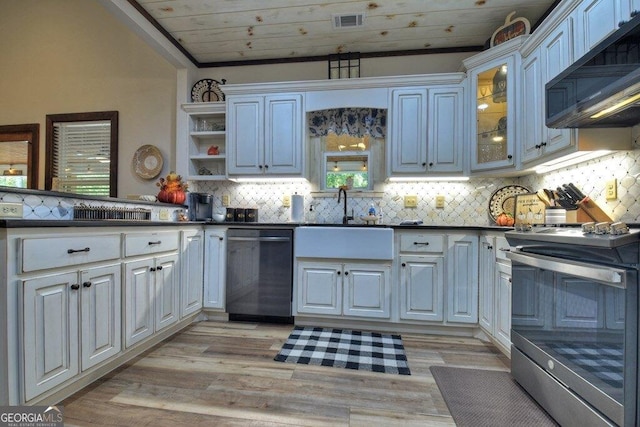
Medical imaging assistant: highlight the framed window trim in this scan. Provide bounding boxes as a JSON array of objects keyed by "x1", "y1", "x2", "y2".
[{"x1": 45, "y1": 111, "x2": 118, "y2": 197}]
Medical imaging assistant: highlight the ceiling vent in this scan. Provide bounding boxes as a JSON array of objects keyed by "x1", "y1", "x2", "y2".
[{"x1": 332, "y1": 13, "x2": 365, "y2": 29}]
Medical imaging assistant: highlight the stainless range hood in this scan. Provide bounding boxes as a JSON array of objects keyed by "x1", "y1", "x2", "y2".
[{"x1": 546, "y1": 14, "x2": 640, "y2": 128}]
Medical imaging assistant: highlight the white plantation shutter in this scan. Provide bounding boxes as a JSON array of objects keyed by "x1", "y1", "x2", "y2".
[{"x1": 53, "y1": 121, "x2": 111, "y2": 195}]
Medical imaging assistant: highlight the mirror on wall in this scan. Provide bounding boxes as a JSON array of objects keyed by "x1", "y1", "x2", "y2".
[
  {"x1": 0, "y1": 124, "x2": 39, "y2": 189},
  {"x1": 45, "y1": 111, "x2": 118, "y2": 197}
]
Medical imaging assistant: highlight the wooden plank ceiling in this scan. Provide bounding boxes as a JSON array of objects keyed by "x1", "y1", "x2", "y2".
[{"x1": 132, "y1": 0, "x2": 558, "y2": 66}]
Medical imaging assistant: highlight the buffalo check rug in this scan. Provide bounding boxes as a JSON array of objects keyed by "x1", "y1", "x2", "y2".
[{"x1": 274, "y1": 326, "x2": 411, "y2": 375}]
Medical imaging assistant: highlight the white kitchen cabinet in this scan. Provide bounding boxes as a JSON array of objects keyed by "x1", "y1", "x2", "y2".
[
  {"x1": 399, "y1": 255, "x2": 445, "y2": 322},
  {"x1": 203, "y1": 227, "x2": 226, "y2": 309},
  {"x1": 521, "y1": 20, "x2": 574, "y2": 165},
  {"x1": 464, "y1": 38, "x2": 525, "y2": 172},
  {"x1": 296, "y1": 261, "x2": 391, "y2": 319},
  {"x1": 573, "y1": 0, "x2": 622, "y2": 60},
  {"x1": 181, "y1": 101, "x2": 227, "y2": 180},
  {"x1": 478, "y1": 234, "x2": 512, "y2": 354},
  {"x1": 227, "y1": 93, "x2": 303, "y2": 176},
  {"x1": 22, "y1": 263, "x2": 121, "y2": 402},
  {"x1": 387, "y1": 86, "x2": 463, "y2": 176},
  {"x1": 180, "y1": 229, "x2": 204, "y2": 317},
  {"x1": 620, "y1": 0, "x2": 640, "y2": 21},
  {"x1": 446, "y1": 234, "x2": 479, "y2": 324}
]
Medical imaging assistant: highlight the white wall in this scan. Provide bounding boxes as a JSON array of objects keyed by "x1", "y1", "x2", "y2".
[{"x1": 0, "y1": 0, "x2": 177, "y2": 197}]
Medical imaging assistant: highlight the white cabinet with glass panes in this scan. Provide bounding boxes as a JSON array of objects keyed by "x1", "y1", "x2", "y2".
[
  {"x1": 464, "y1": 37, "x2": 526, "y2": 172},
  {"x1": 181, "y1": 102, "x2": 226, "y2": 180}
]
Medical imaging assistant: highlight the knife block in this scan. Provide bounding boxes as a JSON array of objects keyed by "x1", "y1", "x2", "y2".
[
  {"x1": 565, "y1": 209, "x2": 592, "y2": 223},
  {"x1": 577, "y1": 198, "x2": 613, "y2": 222}
]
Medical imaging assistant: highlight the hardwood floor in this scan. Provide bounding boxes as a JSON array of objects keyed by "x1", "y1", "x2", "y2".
[{"x1": 61, "y1": 321, "x2": 509, "y2": 426}]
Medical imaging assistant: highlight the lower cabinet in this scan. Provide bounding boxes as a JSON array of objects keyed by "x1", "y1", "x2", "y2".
[
  {"x1": 124, "y1": 253, "x2": 179, "y2": 348},
  {"x1": 180, "y1": 229, "x2": 204, "y2": 317},
  {"x1": 447, "y1": 234, "x2": 479, "y2": 324},
  {"x1": 21, "y1": 264, "x2": 121, "y2": 402},
  {"x1": 479, "y1": 234, "x2": 512, "y2": 353},
  {"x1": 203, "y1": 228, "x2": 226, "y2": 309},
  {"x1": 296, "y1": 261, "x2": 391, "y2": 319},
  {"x1": 399, "y1": 255, "x2": 445, "y2": 321}
]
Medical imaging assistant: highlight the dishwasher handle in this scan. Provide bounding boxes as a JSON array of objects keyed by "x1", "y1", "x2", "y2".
[{"x1": 227, "y1": 236, "x2": 291, "y2": 242}]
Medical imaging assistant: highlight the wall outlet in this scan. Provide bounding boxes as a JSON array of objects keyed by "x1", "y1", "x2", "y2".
[
  {"x1": 404, "y1": 195, "x2": 418, "y2": 208},
  {"x1": 222, "y1": 194, "x2": 230, "y2": 207},
  {"x1": 435, "y1": 195, "x2": 445, "y2": 209},
  {"x1": 159, "y1": 208, "x2": 170, "y2": 220},
  {"x1": 605, "y1": 179, "x2": 617, "y2": 200},
  {"x1": 0, "y1": 202, "x2": 23, "y2": 218},
  {"x1": 282, "y1": 195, "x2": 291, "y2": 207}
]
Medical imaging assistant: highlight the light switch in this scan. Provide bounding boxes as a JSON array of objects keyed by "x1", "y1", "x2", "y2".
[
  {"x1": 435, "y1": 195, "x2": 445, "y2": 209},
  {"x1": 283, "y1": 195, "x2": 291, "y2": 207},
  {"x1": 159, "y1": 209, "x2": 170, "y2": 220},
  {"x1": 222, "y1": 194, "x2": 230, "y2": 206},
  {"x1": 404, "y1": 195, "x2": 418, "y2": 208}
]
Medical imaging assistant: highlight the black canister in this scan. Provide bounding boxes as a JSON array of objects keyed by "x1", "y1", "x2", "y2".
[
  {"x1": 234, "y1": 208, "x2": 246, "y2": 222},
  {"x1": 225, "y1": 207, "x2": 236, "y2": 222},
  {"x1": 245, "y1": 208, "x2": 258, "y2": 222}
]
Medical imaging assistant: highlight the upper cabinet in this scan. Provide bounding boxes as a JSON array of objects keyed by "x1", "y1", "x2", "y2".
[
  {"x1": 521, "y1": 20, "x2": 575, "y2": 164},
  {"x1": 227, "y1": 93, "x2": 304, "y2": 176},
  {"x1": 387, "y1": 82, "x2": 464, "y2": 177},
  {"x1": 572, "y1": 0, "x2": 624, "y2": 59},
  {"x1": 181, "y1": 102, "x2": 227, "y2": 180},
  {"x1": 464, "y1": 37, "x2": 525, "y2": 172}
]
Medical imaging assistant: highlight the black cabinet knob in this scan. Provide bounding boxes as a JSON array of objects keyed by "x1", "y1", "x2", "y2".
[
  {"x1": 422, "y1": 162, "x2": 427, "y2": 167},
  {"x1": 487, "y1": 245, "x2": 493, "y2": 250},
  {"x1": 150, "y1": 267, "x2": 156, "y2": 272},
  {"x1": 219, "y1": 237, "x2": 224, "y2": 241},
  {"x1": 344, "y1": 271, "x2": 349, "y2": 276},
  {"x1": 507, "y1": 154, "x2": 513, "y2": 159},
  {"x1": 264, "y1": 165, "x2": 269, "y2": 169},
  {"x1": 429, "y1": 162, "x2": 434, "y2": 167},
  {"x1": 70, "y1": 284, "x2": 80, "y2": 290},
  {"x1": 401, "y1": 262, "x2": 406, "y2": 267},
  {"x1": 82, "y1": 281, "x2": 92, "y2": 288},
  {"x1": 337, "y1": 271, "x2": 341, "y2": 275},
  {"x1": 157, "y1": 265, "x2": 163, "y2": 271}
]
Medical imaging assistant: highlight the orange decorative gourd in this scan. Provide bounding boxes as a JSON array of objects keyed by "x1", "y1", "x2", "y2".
[
  {"x1": 156, "y1": 171, "x2": 188, "y2": 205},
  {"x1": 495, "y1": 212, "x2": 515, "y2": 226}
]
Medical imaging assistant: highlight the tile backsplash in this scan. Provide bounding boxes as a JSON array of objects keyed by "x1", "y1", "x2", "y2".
[{"x1": 195, "y1": 148, "x2": 640, "y2": 225}]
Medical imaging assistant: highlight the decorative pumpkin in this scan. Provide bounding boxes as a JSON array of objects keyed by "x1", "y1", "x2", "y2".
[
  {"x1": 495, "y1": 212, "x2": 515, "y2": 227},
  {"x1": 156, "y1": 171, "x2": 188, "y2": 205}
]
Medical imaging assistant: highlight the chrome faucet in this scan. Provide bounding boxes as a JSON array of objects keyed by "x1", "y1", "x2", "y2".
[{"x1": 337, "y1": 187, "x2": 354, "y2": 225}]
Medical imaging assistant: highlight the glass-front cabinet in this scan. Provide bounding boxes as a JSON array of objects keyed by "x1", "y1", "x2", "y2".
[{"x1": 464, "y1": 37, "x2": 524, "y2": 172}]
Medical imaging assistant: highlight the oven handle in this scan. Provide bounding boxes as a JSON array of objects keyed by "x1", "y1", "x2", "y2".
[
  {"x1": 506, "y1": 250, "x2": 627, "y2": 288},
  {"x1": 227, "y1": 236, "x2": 291, "y2": 242}
]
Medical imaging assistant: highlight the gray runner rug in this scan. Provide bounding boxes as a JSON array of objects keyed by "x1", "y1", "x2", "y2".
[{"x1": 430, "y1": 366, "x2": 558, "y2": 426}]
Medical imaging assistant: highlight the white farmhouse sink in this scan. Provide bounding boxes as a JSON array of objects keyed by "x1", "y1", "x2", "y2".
[{"x1": 295, "y1": 226, "x2": 393, "y2": 260}]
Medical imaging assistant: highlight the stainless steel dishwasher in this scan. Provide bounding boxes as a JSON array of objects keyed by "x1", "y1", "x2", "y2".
[{"x1": 226, "y1": 228, "x2": 294, "y2": 322}]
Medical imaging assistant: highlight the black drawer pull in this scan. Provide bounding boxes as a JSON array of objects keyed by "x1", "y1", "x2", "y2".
[
  {"x1": 414, "y1": 242, "x2": 429, "y2": 246},
  {"x1": 83, "y1": 281, "x2": 92, "y2": 288},
  {"x1": 70, "y1": 284, "x2": 80, "y2": 290},
  {"x1": 401, "y1": 262, "x2": 406, "y2": 267},
  {"x1": 156, "y1": 265, "x2": 163, "y2": 271},
  {"x1": 148, "y1": 241, "x2": 162, "y2": 245},
  {"x1": 67, "y1": 247, "x2": 90, "y2": 254}
]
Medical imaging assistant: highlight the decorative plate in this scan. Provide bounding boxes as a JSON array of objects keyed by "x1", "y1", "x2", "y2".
[
  {"x1": 488, "y1": 184, "x2": 531, "y2": 221},
  {"x1": 132, "y1": 145, "x2": 163, "y2": 179},
  {"x1": 191, "y1": 78, "x2": 226, "y2": 102}
]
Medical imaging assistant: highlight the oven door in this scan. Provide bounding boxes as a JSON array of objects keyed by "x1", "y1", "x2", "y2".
[{"x1": 508, "y1": 250, "x2": 638, "y2": 427}]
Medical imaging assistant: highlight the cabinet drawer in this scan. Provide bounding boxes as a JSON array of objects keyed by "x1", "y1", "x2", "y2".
[
  {"x1": 22, "y1": 235, "x2": 121, "y2": 272},
  {"x1": 124, "y1": 231, "x2": 179, "y2": 257},
  {"x1": 399, "y1": 233, "x2": 444, "y2": 253}
]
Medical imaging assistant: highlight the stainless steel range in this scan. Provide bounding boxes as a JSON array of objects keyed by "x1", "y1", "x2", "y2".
[{"x1": 506, "y1": 223, "x2": 640, "y2": 427}]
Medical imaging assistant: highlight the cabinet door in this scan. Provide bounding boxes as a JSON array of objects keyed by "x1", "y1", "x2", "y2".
[
  {"x1": 22, "y1": 272, "x2": 79, "y2": 402},
  {"x1": 155, "y1": 253, "x2": 179, "y2": 332},
  {"x1": 541, "y1": 20, "x2": 574, "y2": 155},
  {"x1": 124, "y1": 259, "x2": 154, "y2": 348},
  {"x1": 80, "y1": 265, "x2": 122, "y2": 371},
  {"x1": 478, "y1": 237, "x2": 495, "y2": 333},
  {"x1": 204, "y1": 229, "x2": 226, "y2": 309},
  {"x1": 227, "y1": 96, "x2": 264, "y2": 175},
  {"x1": 399, "y1": 255, "x2": 444, "y2": 321},
  {"x1": 343, "y1": 263, "x2": 391, "y2": 319},
  {"x1": 181, "y1": 229, "x2": 204, "y2": 317},
  {"x1": 447, "y1": 234, "x2": 479, "y2": 323},
  {"x1": 264, "y1": 94, "x2": 303, "y2": 174},
  {"x1": 619, "y1": 0, "x2": 640, "y2": 21},
  {"x1": 520, "y1": 50, "x2": 544, "y2": 164},
  {"x1": 296, "y1": 261, "x2": 342, "y2": 315},
  {"x1": 573, "y1": 0, "x2": 621, "y2": 59},
  {"x1": 427, "y1": 86, "x2": 463, "y2": 173},
  {"x1": 389, "y1": 88, "x2": 428, "y2": 174},
  {"x1": 495, "y1": 262, "x2": 512, "y2": 351}
]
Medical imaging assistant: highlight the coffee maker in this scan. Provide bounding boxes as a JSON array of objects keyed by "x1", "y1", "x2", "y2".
[{"x1": 188, "y1": 193, "x2": 213, "y2": 221}]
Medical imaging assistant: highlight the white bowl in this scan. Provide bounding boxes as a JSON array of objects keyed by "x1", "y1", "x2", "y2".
[{"x1": 212, "y1": 213, "x2": 225, "y2": 223}]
